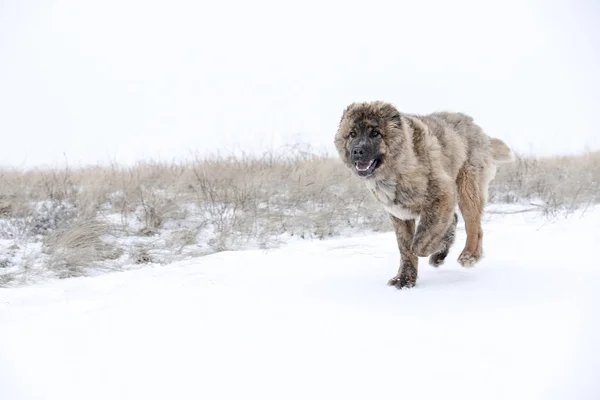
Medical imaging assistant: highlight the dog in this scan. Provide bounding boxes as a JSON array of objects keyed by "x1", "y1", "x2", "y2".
[{"x1": 334, "y1": 101, "x2": 515, "y2": 289}]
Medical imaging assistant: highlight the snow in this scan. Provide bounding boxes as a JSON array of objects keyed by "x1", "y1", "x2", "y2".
[{"x1": 1, "y1": 208, "x2": 599, "y2": 400}]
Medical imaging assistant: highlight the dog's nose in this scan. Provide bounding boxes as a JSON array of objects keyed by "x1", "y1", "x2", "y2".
[{"x1": 352, "y1": 147, "x2": 365, "y2": 158}]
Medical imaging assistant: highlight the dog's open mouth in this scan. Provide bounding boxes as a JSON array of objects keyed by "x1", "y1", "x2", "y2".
[{"x1": 354, "y1": 158, "x2": 380, "y2": 176}]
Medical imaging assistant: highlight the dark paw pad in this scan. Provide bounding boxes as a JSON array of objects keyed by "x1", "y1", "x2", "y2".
[
  {"x1": 429, "y1": 249, "x2": 449, "y2": 267},
  {"x1": 387, "y1": 276, "x2": 416, "y2": 290}
]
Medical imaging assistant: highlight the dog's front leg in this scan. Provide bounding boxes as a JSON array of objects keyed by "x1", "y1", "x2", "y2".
[
  {"x1": 387, "y1": 216, "x2": 418, "y2": 289},
  {"x1": 412, "y1": 185, "x2": 456, "y2": 257}
]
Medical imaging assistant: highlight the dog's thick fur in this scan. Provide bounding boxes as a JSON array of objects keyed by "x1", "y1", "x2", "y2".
[{"x1": 334, "y1": 101, "x2": 514, "y2": 289}]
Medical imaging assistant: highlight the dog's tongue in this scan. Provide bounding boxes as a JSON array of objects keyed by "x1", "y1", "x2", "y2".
[{"x1": 356, "y1": 160, "x2": 374, "y2": 171}]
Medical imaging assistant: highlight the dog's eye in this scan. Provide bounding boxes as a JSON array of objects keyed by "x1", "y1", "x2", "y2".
[
  {"x1": 370, "y1": 129, "x2": 380, "y2": 137},
  {"x1": 349, "y1": 131, "x2": 357, "y2": 138}
]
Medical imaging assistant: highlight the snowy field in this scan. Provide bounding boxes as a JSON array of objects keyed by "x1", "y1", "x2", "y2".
[{"x1": 1, "y1": 207, "x2": 599, "y2": 400}]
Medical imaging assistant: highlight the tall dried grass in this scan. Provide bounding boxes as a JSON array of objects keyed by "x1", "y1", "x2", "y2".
[
  {"x1": 0, "y1": 145, "x2": 598, "y2": 286},
  {"x1": 489, "y1": 150, "x2": 600, "y2": 216}
]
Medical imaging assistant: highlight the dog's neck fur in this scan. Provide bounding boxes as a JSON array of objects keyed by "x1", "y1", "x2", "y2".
[{"x1": 365, "y1": 124, "x2": 427, "y2": 218}]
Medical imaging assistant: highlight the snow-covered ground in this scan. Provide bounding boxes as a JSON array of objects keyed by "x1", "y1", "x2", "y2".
[{"x1": 1, "y1": 207, "x2": 599, "y2": 400}]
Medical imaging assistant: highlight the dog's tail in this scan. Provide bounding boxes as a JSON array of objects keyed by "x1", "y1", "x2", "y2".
[{"x1": 490, "y1": 138, "x2": 515, "y2": 163}]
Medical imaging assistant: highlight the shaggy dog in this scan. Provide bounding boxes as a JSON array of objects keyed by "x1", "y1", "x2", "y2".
[{"x1": 334, "y1": 101, "x2": 514, "y2": 289}]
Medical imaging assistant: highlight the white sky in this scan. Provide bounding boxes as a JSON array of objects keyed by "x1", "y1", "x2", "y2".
[{"x1": 1, "y1": 0, "x2": 599, "y2": 168}]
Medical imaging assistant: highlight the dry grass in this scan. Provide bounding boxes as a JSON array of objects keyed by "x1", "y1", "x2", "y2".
[
  {"x1": 0, "y1": 145, "x2": 598, "y2": 286},
  {"x1": 489, "y1": 150, "x2": 600, "y2": 216},
  {"x1": 44, "y1": 219, "x2": 122, "y2": 278}
]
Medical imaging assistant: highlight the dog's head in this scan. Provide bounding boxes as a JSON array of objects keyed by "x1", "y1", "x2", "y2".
[{"x1": 334, "y1": 101, "x2": 403, "y2": 178}]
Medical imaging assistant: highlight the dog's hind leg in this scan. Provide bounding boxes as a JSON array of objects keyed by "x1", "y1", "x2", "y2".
[
  {"x1": 429, "y1": 212, "x2": 458, "y2": 267},
  {"x1": 456, "y1": 165, "x2": 491, "y2": 267}
]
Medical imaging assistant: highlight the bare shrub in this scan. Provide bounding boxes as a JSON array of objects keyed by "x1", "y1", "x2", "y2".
[
  {"x1": 29, "y1": 202, "x2": 77, "y2": 236},
  {"x1": 136, "y1": 186, "x2": 179, "y2": 235},
  {"x1": 131, "y1": 245, "x2": 153, "y2": 265},
  {"x1": 166, "y1": 229, "x2": 198, "y2": 255},
  {"x1": 0, "y1": 201, "x2": 76, "y2": 241}
]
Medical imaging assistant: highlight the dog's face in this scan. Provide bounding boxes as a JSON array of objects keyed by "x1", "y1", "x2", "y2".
[{"x1": 334, "y1": 101, "x2": 403, "y2": 178}]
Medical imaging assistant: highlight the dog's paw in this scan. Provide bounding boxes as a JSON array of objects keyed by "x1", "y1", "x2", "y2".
[
  {"x1": 387, "y1": 275, "x2": 416, "y2": 290},
  {"x1": 429, "y1": 249, "x2": 449, "y2": 267},
  {"x1": 457, "y1": 250, "x2": 482, "y2": 268}
]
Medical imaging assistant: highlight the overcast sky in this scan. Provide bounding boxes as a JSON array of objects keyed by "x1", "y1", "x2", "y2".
[{"x1": 1, "y1": 0, "x2": 599, "y2": 168}]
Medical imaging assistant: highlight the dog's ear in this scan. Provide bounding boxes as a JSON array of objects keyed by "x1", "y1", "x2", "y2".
[
  {"x1": 339, "y1": 103, "x2": 358, "y2": 125},
  {"x1": 379, "y1": 103, "x2": 402, "y2": 127},
  {"x1": 379, "y1": 103, "x2": 401, "y2": 123}
]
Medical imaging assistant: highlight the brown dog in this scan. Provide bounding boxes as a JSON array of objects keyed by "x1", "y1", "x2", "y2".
[{"x1": 334, "y1": 101, "x2": 514, "y2": 289}]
